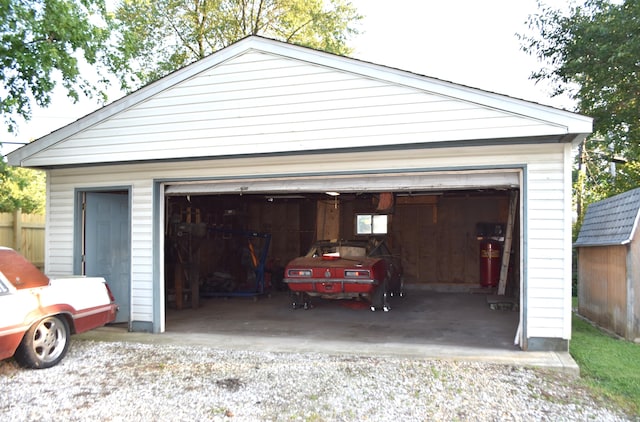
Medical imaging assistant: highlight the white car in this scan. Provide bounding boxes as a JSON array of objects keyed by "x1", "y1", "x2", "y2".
[{"x1": 0, "y1": 247, "x2": 118, "y2": 369}]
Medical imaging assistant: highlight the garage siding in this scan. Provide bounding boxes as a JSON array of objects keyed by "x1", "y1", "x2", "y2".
[
  {"x1": 46, "y1": 173, "x2": 155, "y2": 323},
  {"x1": 28, "y1": 51, "x2": 569, "y2": 167},
  {"x1": 46, "y1": 177, "x2": 75, "y2": 275},
  {"x1": 130, "y1": 182, "x2": 154, "y2": 322},
  {"x1": 45, "y1": 141, "x2": 571, "y2": 338},
  {"x1": 525, "y1": 146, "x2": 571, "y2": 339}
]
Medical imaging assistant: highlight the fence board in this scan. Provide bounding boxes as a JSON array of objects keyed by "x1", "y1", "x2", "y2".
[{"x1": 0, "y1": 210, "x2": 45, "y2": 268}]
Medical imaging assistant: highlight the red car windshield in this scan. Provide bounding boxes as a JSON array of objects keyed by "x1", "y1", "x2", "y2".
[
  {"x1": 306, "y1": 242, "x2": 370, "y2": 259},
  {"x1": 0, "y1": 248, "x2": 49, "y2": 289}
]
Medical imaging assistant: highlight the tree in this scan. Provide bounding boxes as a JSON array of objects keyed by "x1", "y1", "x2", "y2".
[
  {"x1": 0, "y1": 0, "x2": 112, "y2": 133},
  {"x1": 521, "y1": 0, "x2": 640, "y2": 217},
  {"x1": 0, "y1": 165, "x2": 46, "y2": 213},
  {"x1": 107, "y1": 0, "x2": 361, "y2": 90}
]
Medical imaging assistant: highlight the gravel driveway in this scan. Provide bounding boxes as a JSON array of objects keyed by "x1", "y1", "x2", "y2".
[{"x1": 0, "y1": 339, "x2": 631, "y2": 421}]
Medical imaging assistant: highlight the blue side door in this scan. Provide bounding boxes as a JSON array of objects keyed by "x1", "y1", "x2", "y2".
[{"x1": 84, "y1": 191, "x2": 130, "y2": 324}]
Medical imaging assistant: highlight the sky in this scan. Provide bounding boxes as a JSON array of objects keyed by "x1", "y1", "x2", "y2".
[{"x1": 1, "y1": 0, "x2": 574, "y2": 155}]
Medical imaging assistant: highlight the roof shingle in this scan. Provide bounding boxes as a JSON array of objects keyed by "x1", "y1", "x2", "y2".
[{"x1": 574, "y1": 187, "x2": 640, "y2": 247}]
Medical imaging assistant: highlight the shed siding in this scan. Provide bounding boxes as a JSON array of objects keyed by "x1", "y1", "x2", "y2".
[
  {"x1": 631, "y1": 229, "x2": 640, "y2": 340},
  {"x1": 46, "y1": 142, "x2": 570, "y2": 339},
  {"x1": 578, "y1": 245, "x2": 628, "y2": 337},
  {"x1": 26, "y1": 52, "x2": 568, "y2": 167}
]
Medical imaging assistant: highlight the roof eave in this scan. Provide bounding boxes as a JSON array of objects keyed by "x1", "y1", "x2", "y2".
[{"x1": 574, "y1": 238, "x2": 632, "y2": 248}]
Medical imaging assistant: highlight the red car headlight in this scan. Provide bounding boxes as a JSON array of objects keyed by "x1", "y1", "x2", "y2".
[
  {"x1": 287, "y1": 269, "x2": 312, "y2": 277},
  {"x1": 344, "y1": 270, "x2": 370, "y2": 278}
]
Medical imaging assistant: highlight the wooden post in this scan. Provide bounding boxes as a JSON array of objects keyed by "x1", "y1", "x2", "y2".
[
  {"x1": 316, "y1": 200, "x2": 340, "y2": 241},
  {"x1": 13, "y1": 208, "x2": 22, "y2": 252},
  {"x1": 190, "y1": 265, "x2": 199, "y2": 309},
  {"x1": 174, "y1": 261, "x2": 183, "y2": 310}
]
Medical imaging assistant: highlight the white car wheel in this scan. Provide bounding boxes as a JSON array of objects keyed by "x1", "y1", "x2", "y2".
[{"x1": 15, "y1": 315, "x2": 70, "y2": 369}]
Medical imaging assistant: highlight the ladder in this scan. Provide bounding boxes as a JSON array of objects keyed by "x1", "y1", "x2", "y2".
[{"x1": 498, "y1": 190, "x2": 518, "y2": 295}]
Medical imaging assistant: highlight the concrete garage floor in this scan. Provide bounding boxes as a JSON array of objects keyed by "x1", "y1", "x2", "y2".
[
  {"x1": 81, "y1": 290, "x2": 579, "y2": 375},
  {"x1": 167, "y1": 290, "x2": 519, "y2": 350}
]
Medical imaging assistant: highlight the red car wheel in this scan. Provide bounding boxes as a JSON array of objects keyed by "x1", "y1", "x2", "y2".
[{"x1": 370, "y1": 280, "x2": 390, "y2": 312}]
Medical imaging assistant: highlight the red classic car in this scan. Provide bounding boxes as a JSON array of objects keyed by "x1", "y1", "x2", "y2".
[
  {"x1": 0, "y1": 247, "x2": 118, "y2": 369},
  {"x1": 284, "y1": 238, "x2": 403, "y2": 311}
]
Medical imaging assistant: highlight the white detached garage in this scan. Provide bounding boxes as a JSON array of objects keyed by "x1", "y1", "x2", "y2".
[{"x1": 7, "y1": 36, "x2": 592, "y2": 351}]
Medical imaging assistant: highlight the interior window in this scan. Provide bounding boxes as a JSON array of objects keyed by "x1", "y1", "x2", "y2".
[{"x1": 356, "y1": 214, "x2": 388, "y2": 235}]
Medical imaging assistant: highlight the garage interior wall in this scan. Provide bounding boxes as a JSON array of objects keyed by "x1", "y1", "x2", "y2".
[{"x1": 164, "y1": 189, "x2": 520, "y2": 306}]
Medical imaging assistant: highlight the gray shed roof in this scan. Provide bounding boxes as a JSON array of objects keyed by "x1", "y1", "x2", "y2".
[{"x1": 574, "y1": 187, "x2": 640, "y2": 247}]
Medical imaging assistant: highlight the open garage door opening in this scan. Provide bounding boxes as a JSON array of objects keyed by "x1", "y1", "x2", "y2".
[{"x1": 161, "y1": 175, "x2": 522, "y2": 351}]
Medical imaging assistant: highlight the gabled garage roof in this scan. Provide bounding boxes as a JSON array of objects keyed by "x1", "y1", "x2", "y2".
[
  {"x1": 574, "y1": 187, "x2": 640, "y2": 247},
  {"x1": 8, "y1": 36, "x2": 592, "y2": 169}
]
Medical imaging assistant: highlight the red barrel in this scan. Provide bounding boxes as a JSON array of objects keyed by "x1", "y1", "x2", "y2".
[{"x1": 479, "y1": 239, "x2": 501, "y2": 287}]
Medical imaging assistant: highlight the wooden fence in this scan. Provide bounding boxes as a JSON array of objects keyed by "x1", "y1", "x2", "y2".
[{"x1": 0, "y1": 210, "x2": 45, "y2": 268}]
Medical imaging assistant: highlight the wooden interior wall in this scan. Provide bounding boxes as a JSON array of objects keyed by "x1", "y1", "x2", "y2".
[
  {"x1": 247, "y1": 199, "x2": 316, "y2": 267},
  {"x1": 578, "y1": 245, "x2": 628, "y2": 337},
  {"x1": 167, "y1": 191, "x2": 517, "y2": 296},
  {"x1": 166, "y1": 196, "x2": 311, "y2": 304},
  {"x1": 249, "y1": 201, "x2": 301, "y2": 267},
  {"x1": 393, "y1": 193, "x2": 510, "y2": 285},
  {"x1": 394, "y1": 200, "x2": 437, "y2": 283}
]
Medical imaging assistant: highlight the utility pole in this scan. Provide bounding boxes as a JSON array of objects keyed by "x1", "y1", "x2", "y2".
[{"x1": 576, "y1": 138, "x2": 587, "y2": 222}]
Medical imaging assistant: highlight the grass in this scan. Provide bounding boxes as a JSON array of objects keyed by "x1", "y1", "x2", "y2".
[{"x1": 570, "y1": 308, "x2": 640, "y2": 416}]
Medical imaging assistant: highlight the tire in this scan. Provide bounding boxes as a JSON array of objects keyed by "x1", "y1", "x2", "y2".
[
  {"x1": 398, "y1": 276, "x2": 405, "y2": 298},
  {"x1": 14, "y1": 315, "x2": 71, "y2": 369},
  {"x1": 370, "y1": 281, "x2": 390, "y2": 312}
]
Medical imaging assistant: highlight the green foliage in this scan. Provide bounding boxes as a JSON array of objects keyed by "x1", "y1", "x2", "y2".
[
  {"x1": 522, "y1": 0, "x2": 640, "y2": 221},
  {"x1": 571, "y1": 313, "x2": 640, "y2": 416},
  {"x1": 0, "y1": 0, "x2": 112, "y2": 132},
  {"x1": 107, "y1": 0, "x2": 362, "y2": 90},
  {"x1": 0, "y1": 165, "x2": 46, "y2": 213},
  {"x1": 1, "y1": 0, "x2": 360, "y2": 217}
]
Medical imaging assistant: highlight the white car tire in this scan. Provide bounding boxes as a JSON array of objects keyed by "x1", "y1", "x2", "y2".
[{"x1": 15, "y1": 315, "x2": 71, "y2": 369}]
